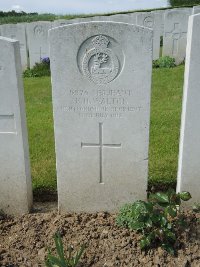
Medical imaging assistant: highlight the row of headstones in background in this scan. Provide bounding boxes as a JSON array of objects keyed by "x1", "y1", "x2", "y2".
[
  {"x1": 163, "y1": 8, "x2": 192, "y2": 64},
  {"x1": 0, "y1": 22, "x2": 52, "y2": 69},
  {"x1": 24, "y1": 6, "x2": 199, "y2": 65},
  {"x1": 162, "y1": 6, "x2": 200, "y2": 64},
  {"x1": 177, "y1": 12, "x2": 200, "y2": 205},
  {"x1": 193, "y1": 5, "x2": 200, "y2": 14},
  {"x1": 0, "y1": 7, "x2": 198, "y2": 69},
  {"x1": 26, "y1": 22, "x2": 52, "y2": 68},
  {"x1": 52, "y1": 12, "x2": 161, "y2": 60},
  {"x1": 0, "y1": 36, "x2": 32, "y2": 215},
  {"x1": 0, "y1": 23, "x2": 28, "y2": 69}
]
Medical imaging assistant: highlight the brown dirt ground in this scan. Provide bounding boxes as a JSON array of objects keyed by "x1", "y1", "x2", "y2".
[{"x1": 0, "y1": 202, "x2": 199, "y2": 267}]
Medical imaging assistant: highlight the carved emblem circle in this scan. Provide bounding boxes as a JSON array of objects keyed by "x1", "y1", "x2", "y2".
[
  {"x1": 34, "y1": 25, "x2": 44, "y2": 36},
  {"x1": 80, "y1": 35, "x2": 120, "y2": 85},
  {"x1": 143, "y1": 16, "x2": 154, "y2": 28},
  {"x1": 82, "y1": 48, "x2": 119, "y2": 84}
]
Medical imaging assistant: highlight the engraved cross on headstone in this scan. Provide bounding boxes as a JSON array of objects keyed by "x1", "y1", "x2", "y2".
[
  {"x1": 81, "y1": 122, "x2": 121, "y2": 184},
  {"x1": 165, "y1": 23, "x2": 187, "y2": 55}
]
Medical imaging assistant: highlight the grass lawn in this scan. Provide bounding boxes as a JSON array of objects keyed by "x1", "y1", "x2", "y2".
[
  {"x1": 24, "y1": 77, "x2": 56, "y2": 193},
  {"x1": 23, "y1": 65, "x2": 185, "y2": 194},
  {"x1": 149, "y1": 65, "x2": 184, "y2": 187}
]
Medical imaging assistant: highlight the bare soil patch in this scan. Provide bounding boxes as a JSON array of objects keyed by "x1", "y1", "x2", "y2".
[{"x1": 0, "y1": 202, "x2": 199, "y2": 267}]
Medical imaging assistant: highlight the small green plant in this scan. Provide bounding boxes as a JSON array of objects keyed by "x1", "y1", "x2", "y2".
[
  {"x1": 23, "y1": 57, "x2": 51, "y2": 78},
  {"x1": 116, "y1": 190, "x2": 191, "y2": 254},
  {"x1": 192, "y1": 203, "x2": 200, "y2": 213},
  {"x1": 153, "y1": 56, "x2": 176, "y2": 68},
  {"x1": 45, "y1": 233, "x2": 85, "y2": 267}
]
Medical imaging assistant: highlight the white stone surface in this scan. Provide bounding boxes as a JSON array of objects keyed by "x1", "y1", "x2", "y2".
[
  {"x1": 52, "y1": 19, "x2": 72, "y2": 27},
  {"x1": 0, "y1": 23, "x2": 28, "y2": 69},
  {"x1": 53, "y1": 14, "x2": 137, "y2": 28},
  {"x1": 151, "y1": 10, "x2": 165, "y2": 36},
  {"x1": 0, "y1": 37, "x2": 32, "y2": 215},
  {"x1": 177, "y1": 14, "x2": 200, "y2": 205},
  {"x1": 26, "y1": 21, "x2": 52, "y2": 67},
  {"x1": 0, "y1": 25, "x2": 3, "y2": 35},
  {"x1": 192, "y1": 6, "x2": 200, "y2": 14},
  {"x1": 137, "y1": 12, "x2": 160, "y2": 59},
  {"x1": 49, "y1": 22, "x2": 153, "y2": 212},
  {"x1": 128, "y1": 12, "x2": 138, "y2": 22},
  {"x1": 163, "y1": 9, "x2": 190, "y2": 64},
  {"x1": 106, "y1": 14, "x2": 136, "y2": 24}
]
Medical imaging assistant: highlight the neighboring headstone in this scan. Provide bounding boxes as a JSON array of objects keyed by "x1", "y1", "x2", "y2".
[
  {"x1": 163, "y1": 9, "x2": 190, "y2": 64},
  {"x1": 0, "y1": 23, "x2": 28, "y2": 69},
  {"x1": 151, "y1": 10, "x2": 165, "y2": 36},
  {"x1": 53, "y1": 17, "x2": 95, "y2": 28},
  {"x1": 53, "y1": 19, "x2": 72, "y2": 27},
  {"x1": 107, "y1": 14, "x2": 137, "y2": 24},
  {"x1": 0, "y1": 37, "x2": 32, "y2": 215},
  {"x1": 49, "y1": 22, "x2": 153, "y2": 212},
  {"x1": 177, "y1": 14, "x2": 200, "y2": 205},
  {"x1": 174, "y1": 7, "x2": 192, "y2": 15},
  {"x1": 26, "y1": 21, "x2": 52, "y2": 67},
  {"x1": 192, "y1": 5, "x2": 200, "y2": 14},
  {"x1": 53, "y1": 14, "x2": 137, "y2": 28},
  {"x1": 128, "y1": 12, "x2": 138, "y2": 22},
  {"x1": 137, "y1": 12, "x2": 160, "y2": 59}
]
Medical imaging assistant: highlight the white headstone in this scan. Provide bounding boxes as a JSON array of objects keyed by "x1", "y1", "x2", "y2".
[
  {"x1": 163, "y1": 9, "x2": 190, "y2": 64},
  {"x1": 136, "y1": 12, "x2": 160, "y2": 60},
  {"x1": 177, "y1": 14, "x2": 200, "y2": 205},
  {"x1": 128, "y1": 12, "x2": 138, "y2": 22},
  {"x1": 192, "y1": 6, "x2": 200, "y2": 14},
  {"x1": 175, "y1": 7, "x2": 192, "y2": 14},
  {"x1": 53, "y1": 14, "x2": 137, "y2": 28},
  {"x1": 53, "y1": 19, "x2": 72, "y2": 27},
  {"x1": 26, "y1": 21, "x2": 52, "y2": 68},
  {"x1": 151, "y1": 10, "x2": 165, "y2": 36},
  {"x1": 49, "y1": 22, "x2": 153, "y2": 212},
  {"x1": 0, "y1": 37, "x2": 32, "y2": 215},
  {"x1": 0, "y1": 23, "x2": 28, "y2": 69},
  {"x1": 107, "y1": 14, "x2": 136, "y2": 24}
]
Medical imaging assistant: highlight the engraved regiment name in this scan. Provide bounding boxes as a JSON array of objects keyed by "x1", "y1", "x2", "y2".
[{"x1": 60, "y1": 88, "x2": 142, "y2": 119}]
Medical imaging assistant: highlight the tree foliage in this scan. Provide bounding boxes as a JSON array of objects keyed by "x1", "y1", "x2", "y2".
[
  {"x1": 169, "y1": 0, "x2": 200, "y2": 7},
  {"x1": 0, "y1": 10, "x2": 38, "y2": 17}
]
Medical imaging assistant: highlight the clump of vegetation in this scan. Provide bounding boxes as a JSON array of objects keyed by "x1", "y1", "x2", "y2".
[
  {"x1": 169, "y1": 0, "x2": 200, "y2": 7},
  {"x1": 45, "y1": 233, "x2": 85, "y2": 267},
  {"x1": 153, "y1": 56, "x2": 176, "y2": 68},
  {"x1": 0, "y1": 10, "x2": 57, "y2": 24},
  {"x1": 192, "y1": 203, "x2": 200, "y2": 213},
  {"x1": 116, "y1": 190, "x2": 191, "y2": 254},
  {"x1": 23, "y1": 57, "x2": 51, "y2": 78}
]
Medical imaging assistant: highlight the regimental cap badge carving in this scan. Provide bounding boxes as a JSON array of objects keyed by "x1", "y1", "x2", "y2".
[
  {"x1": 92, "y1": 35, "x2": 110, "y2": 50},
  {"x1": 81, "y1": 35, "x2": 120, "y2": 85}
]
